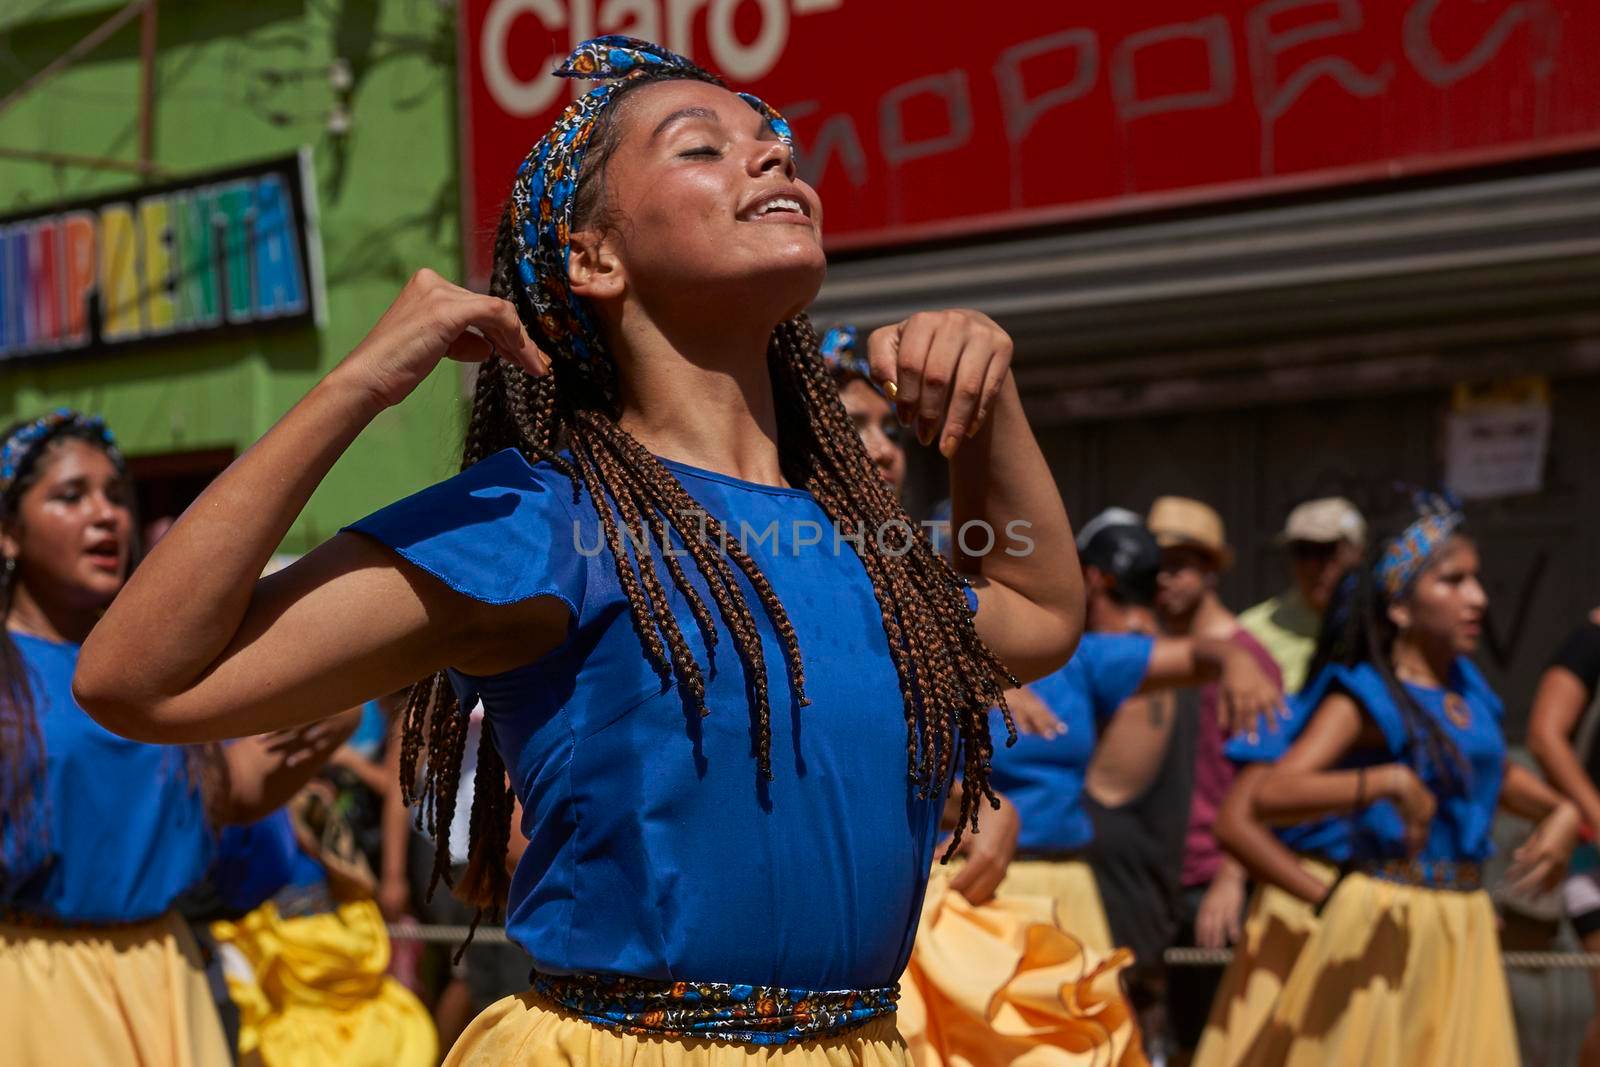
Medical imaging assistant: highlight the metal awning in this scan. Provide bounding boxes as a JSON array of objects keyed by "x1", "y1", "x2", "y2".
[{"x1": 811, "y1": 164, "x2": 1600, "y2": 422}]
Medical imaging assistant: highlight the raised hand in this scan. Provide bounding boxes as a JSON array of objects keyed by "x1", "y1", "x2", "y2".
[
  {"x1": 866, "y1": 309, "x2": 1013, "y2": 459},
  {"x1": 334, "y1": 268, "x2": 549, "y2": 411}
]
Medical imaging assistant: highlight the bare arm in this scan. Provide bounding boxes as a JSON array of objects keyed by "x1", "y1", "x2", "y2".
[
  {"x1": 1502, "y1": 758, "x2": 1573, "y2": 821},
  {"x1": 378, "y1": 714, "x2": 415, "y2": 919},
  {"x1": 870, "y1": 312, "x2": 1083, "y2": 683},
  {"x1": 215, "y1": 706, "x2": 363, "y2": 824},
  {"x1": 75, "y1": 272, "x2": 557, "y2": 743},
  {"x1": 1254, "y1": 693, "x2": 1435, "y2": 854},
  {"x1": 1527, "y1": 665, "x2": 1600, "y2": 831},
  {"x1": 1500, "y1": 759, "x2": 1583, "y2": 895},
  {"x1": 1216, "y1": 763, "x2": 1335, "y2": 904},
  {"x1": 1141, "y1": 636, "x2": 1284, "y2": 734}
]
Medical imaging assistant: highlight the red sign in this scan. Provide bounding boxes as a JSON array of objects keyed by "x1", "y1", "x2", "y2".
[{"x1": 458, "y1": 0, "x2": 1600, "y2": 286}]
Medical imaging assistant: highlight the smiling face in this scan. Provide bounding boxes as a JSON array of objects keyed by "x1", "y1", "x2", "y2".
[
  {"x1": 1390, "y1": 536, "x2": 1487, "y2": 656},
  {"x1": 838, "y1": 378, "x2": 905, "y2": 493},
  {"x1": 2, "y1": 438, "x2": 133, "y2": 614},
  {"x1": 568, "y1": 79, "x2": 826, "y2": 332}
]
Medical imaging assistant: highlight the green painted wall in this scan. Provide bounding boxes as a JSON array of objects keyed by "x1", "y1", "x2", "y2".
[{"x1": 0, "y1": 0, "x2": 469, "y2": 554}]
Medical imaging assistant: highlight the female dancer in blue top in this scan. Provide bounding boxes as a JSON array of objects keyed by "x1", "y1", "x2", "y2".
[
  {"x1": 0, "y1": 410, "x2": 357, "y2": 1065},
  {"x1": 1244, "y1": 498, "x2": 1579, "y2": 1066},
  {"x1": 76, "y1": 36, "x2": 1084, "y2": 1065},
  {"x1": 1197, "y1": 633, "x2": 1388, "y2": 1067}
]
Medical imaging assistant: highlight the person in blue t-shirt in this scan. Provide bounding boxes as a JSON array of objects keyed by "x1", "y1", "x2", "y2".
[
  {"x1": 0, "y1": 410, "x2": 358, "y2": 1066},
  {"x1": 75, "y1": 37, "x2": 1091, "y2": 1064},
  {"x1": 1246, "y1": 497, "x2": 1581, "y2": 1066}
]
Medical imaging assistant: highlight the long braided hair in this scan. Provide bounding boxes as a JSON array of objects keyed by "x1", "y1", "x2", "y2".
[{"x1": 402, "y1": 72, "x2": 1016, "y2": 931}]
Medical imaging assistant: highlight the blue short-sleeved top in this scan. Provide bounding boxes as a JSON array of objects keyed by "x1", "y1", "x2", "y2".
[
  {"x1": 0, "y1": 634, "x2": 213, "y2": 923},
  {"x1": 1224, "y1": 666, "x2": 1370, "y2": 861},
  {"x1": 1321, "y1": 658, "x2": 1505, "y2": 864},
  {"x1": 345, "y1": 448, "x2": 962, "y2": 990},
  {"x1": 212, "y1": 808, "x2": 326, "y2": 916},
  {"x1": 987, "y1": 633, "x2": 1153, "y2": 854}
]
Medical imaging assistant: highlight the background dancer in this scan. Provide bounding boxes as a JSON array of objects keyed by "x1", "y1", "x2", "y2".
[
  {"x1": 75, "y1": 36, "x2": 1084, "y2": 1066},
  {"x1": 0, "y1": 409, "x2": 359, "y2": 1065},
  {"x1": 1197, "y1": 582, "x2": 1386, "y2": 1067},
  {"x1": 1247, "y1": 499, "x2": 1580, "y2": 1066}
]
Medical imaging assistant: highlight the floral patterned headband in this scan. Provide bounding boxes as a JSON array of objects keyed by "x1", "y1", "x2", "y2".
[
  {"x1": 0, "y1": 408, "x2": 124, "y2": 499},
  {"x1": 508, "y1": 35, "x2": 793, "y2": 368},
  {"x1": 1375, "y1": 490, "x2": 1465, "y2": 601}
]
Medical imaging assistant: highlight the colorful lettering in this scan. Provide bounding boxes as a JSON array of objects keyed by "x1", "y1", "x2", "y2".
[
  {"x1": 99, "y1": 203, "x2": 140, "y2": 342},
  {"x1": 252, "y1": 175, "x2": 306, "y2": 318},
  {"x1": 138, "y1": 196, "x2": 176, "y2": 335},
  {"x1": 60, "y1": 212, "x2": 96, "y2": 347}
]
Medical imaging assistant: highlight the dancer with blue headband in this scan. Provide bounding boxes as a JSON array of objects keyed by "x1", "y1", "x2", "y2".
[
  {"x1": 77, "y1": 35, "x2": 1086, "y2": 1064},
  {"x1": 1232, "y1": 494, "x2": 1580, "y2": 1066},
  {"x1": 0, "y1": 410, "x2": 361, "y2": 1065}
]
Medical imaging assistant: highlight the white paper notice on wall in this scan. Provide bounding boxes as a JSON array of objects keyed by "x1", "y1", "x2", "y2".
[{"x1": 1443, "y1": 401, "x2": 1551, "y2": 501}]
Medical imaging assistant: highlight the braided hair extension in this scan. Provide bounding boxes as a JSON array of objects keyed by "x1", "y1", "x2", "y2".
[
  {"x1": 399, "y1": 73, "x2": 1017, "y2": 941},
  {"x1": 1306, "y1": 535, "x2": 1470, "y2": 795}
]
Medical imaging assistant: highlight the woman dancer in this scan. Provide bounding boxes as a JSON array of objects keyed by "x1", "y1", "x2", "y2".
[
  {"x1": 76, "y1": 36, "x2": 1084, "y2": 1065},
  {"x1": 1196, "y1": 601, "x2": 1382, "y2": 1067},
  {"x1": 0, "y1": 409, "x2": 358, "y2": 1065},
  {"x1": 1245, "y1": 497, "x2": 1579, "y2": 1066}
]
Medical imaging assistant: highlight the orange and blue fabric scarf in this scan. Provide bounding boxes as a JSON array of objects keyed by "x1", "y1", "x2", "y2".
[{"x1": 508, "y1": 36, "x2": 792, "y2": 368}]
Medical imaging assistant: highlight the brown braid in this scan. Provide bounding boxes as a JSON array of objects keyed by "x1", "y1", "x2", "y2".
[{"x1": 402, "y1": 72, "x2": 1017, "y2": 941}]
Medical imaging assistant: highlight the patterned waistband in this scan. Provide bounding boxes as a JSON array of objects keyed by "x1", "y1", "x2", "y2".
[
  {"x1": 530, "y1": 971, "x2": 898, "y2": 1046},
  {"x1": 1357, "y1": 859, "x2": 1484, "y2": 890}
]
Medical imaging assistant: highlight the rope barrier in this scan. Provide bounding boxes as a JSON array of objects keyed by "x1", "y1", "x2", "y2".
[{"x1": 382, "y1": 926, "x2": 1600, "y2": 970}]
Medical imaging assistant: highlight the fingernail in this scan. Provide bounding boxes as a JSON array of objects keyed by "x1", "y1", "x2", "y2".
[
  {"x1": 966, "y1": 421, "x2": 981, "y2": 438},
  {"x1": 917, "y1": 419, "x2": 935, "y2": 447},
  {"x1": 882, "y1": 379, "x2": 899, "y2": 400},
  {"x1": 940, "y1": 434, "x2": 959, "y2": 459}
]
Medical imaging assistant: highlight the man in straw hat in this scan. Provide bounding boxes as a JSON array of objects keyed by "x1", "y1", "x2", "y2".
[
  {"x1": 1238, "y1": 496, "x2": 1367, "y2": 693},
  {"x1": 1146, "y1": 496, "x2": 1281, "y2": 1062}
]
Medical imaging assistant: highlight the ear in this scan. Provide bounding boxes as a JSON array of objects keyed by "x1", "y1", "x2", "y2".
[
  {"x1": 1387, "y1": 598, "x2": 1412, "y2": 632},
  {"x1": 567, "y1": 228, "x2": 626, "y2": 302},
  {"x1": 0, "y1": 522, "x2": 19, "y2": 562}
]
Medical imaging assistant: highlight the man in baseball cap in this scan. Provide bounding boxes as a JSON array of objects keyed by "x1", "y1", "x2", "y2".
[
  {"x1": 1076, "y1": 507, "x2": 1161, "y2": 628},
  {"x1": 1238, "y1": 497, "x2": 1367, "y2": 693}
]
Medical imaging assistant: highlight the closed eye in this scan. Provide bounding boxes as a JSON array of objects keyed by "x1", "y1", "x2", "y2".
[{"x1": 679, "y1": 146, "x2": 721, "y2": 159}]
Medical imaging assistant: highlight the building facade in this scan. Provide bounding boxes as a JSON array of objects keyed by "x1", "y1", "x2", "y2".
[{"x1": 1, "y1": 0, "x2": 469, "y2": 555}]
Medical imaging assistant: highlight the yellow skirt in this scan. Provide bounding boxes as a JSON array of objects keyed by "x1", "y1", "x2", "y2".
[
  {"x1": 898, "y1": 861, "x2": 1146, "y2": 1067},
  {"x1": 211, "y1": 896, "x2": 437, "y2": 1067},
  {"x1": 1240, "y1": 873, "x2": 1518, "y2": 1067},
  {"x1": 1192, "y1": 857, "x2": 1337, "y2": 1067},
  {"x1": 443, "y1": 993, "x2": 909, "y2": 1065},
  {"x1": 0, "y1": 909, "x2": 233, "y2": 1066}
]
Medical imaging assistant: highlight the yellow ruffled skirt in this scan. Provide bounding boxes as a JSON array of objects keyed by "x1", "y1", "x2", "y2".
[
  {"x1": 1239, "y1": 873, "x2": 1517, "y2": 1067},
  {"x1": 0, "y1": 910, "x2": 233, "y2": 1066},
  {"x1": 211, "y1": 896, "x2": 437, "y2": 1067},
  {"x1": 898, "y1": 861, "x2": 1146, "y2": 1067},
  {"x1": 443, "y1": 993, "x2": 909, "y2": 1065},
  {"x1": 1191, "y1": 857, "x2": 1336, "y2": 1067}
]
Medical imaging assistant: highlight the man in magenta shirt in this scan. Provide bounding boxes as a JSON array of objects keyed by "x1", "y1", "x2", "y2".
[{"x1": 1147, "y1": 496, "x2": 1283, "y2": 1061}]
